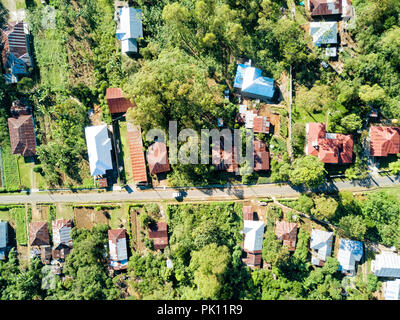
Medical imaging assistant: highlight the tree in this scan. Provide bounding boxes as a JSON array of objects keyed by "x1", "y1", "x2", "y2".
[
  {"x1": 262, "y1": 229, "x2": 290, "y2": 267},
  {"x1": 295, "y1": 84, "x2": 334, "y2": 114},
  {"x1": 389, "y1": 158, "x2": 400, "y2": 175},
  {"x1": 310, "y1": 195, "x2": 338, "y2": 221},
  {"x1": 296, "y1": 194, "x2": 314, "y2": 214},
  {"x1": 289, "y1": 156, "x2": 326, "y2": 189},
  {"x1": 338, "y1": 215, "x2": 367, "y2": 240},
  {"x1": 189, "y1": 243, "x2": 231, "y2": 299},
  {"x1": 359, "y1": 84, "x2": 386, "y2": 107},
  {"x1": 340, "y1": 113, "x2": 363, "y2": 133}
]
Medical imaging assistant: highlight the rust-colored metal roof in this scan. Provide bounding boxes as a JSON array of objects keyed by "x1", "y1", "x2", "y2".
[
  {"x1": 1, "y1": 22, "x2": 28, "y2": 67},
  {"x1": 8, "y1": 115, "x2": 36, "y2": 157},
  {"x1": 146, "y1": 142, "x2": 170, "y2": 175},
  {"x1": 212, "y1": 138, "x2": 239, "y2": 173},
  {"x1": 275, "y1": 221, "x2": 298, "y2": 251},
  {"x1": 305, "y1": 123, "x2": 353, "y2": 164},
  {"x1": 253, "y1": 116, "x2": 270, "y2": 133},
  {"x1": 29, "y1": 221, "x2": 50, "y2": 246},
  {"x1": 108, "y1": 228, "x2": 126, "y2": 241},
  {"x1": 243, "y1": 252, "x2": 262, "y2": 267},
  {"x1": 98, "y1": 178, "x2": 108, "y2": 188},
  {"x1": 148, "y1": 222, "x2": 168, "y2": 249},
  {"x1": 242, "y1": 206, "x2": 255, "y2": 221},
  {"x1": 127, "y1": 123, "x2": 147, "y2": 183},
  {"x1": 370, "y1": 126, "x2": 400, "y2": 157},
  {"x1": 309, "y1": 0, "x2": 342, "y2": 16},
  {"x1": 106, "y1": 88, "x2": 135, "y2": 114},
  {"x1": 254, "y1": 140, "x2": 269, "y2": 171}
]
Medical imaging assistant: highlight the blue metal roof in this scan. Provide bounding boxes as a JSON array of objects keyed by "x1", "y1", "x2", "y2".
[
  {"x1": 339, "y1": 238, "x2": 363, "y2": 260},
  {"x1": 233, "y1": 64, "x2": 275, "y2": 100}
]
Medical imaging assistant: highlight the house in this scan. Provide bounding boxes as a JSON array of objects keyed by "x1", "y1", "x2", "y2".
[
  {"x1": 108, "y1": 229, "x2": 128, "y2": 271},
  {"x1": 148, "y1": 222, "x2": 168, "y2": 250},
  {"x1": 373, "y1": 253, "x2": 400, "y2": 278},
  {"x1": 275, "y1": 221, "x2": 298, "y2": 251},
  {"x1": 237, "y1": 105, "x2": 271, "y2": 133},
  {"x1": 242, "y1": 206, "x2": 255, "y2": 221},
  {"x1": 52, "y1": 219, "x2": 72, "y2": 247},
  {"x1": 106, "y1": 88, "x2": 135, "y2": 114},
  {"x1": 369, "y1": 126, "x2": 400, "y2": 157},
  {"x1": 310, "y1": 229, "x2": 334, "y2": 266},
  {"x1": 305, "y1": 122, "x2": 353, "y2": 164},
  {"x1": 253, "y1": 140, "x2": 269, "y2": 172},
  {"x1": 8, "y1": 115, "x2": 36, "y2": 157},
  {"x1": 127, "y1": 122, "x2": 147, "y2": 183},
  {"x1": 85, "y1": 125, "x2": 113, "y2": 177},
  {"x1": 337, "y1": 239, "x2": 363, "y2": 275},
  {"x1": 10, "y1": 99, "x2": 31, "y2": 117},
  {"x1": 242, "y1": 219, "x2": 264, "y2": 268},
  {"x1": 253, "y1": 116, "x2": 270, "y2": 134},
  {"x1": 1, "y1": 21, "x2": 31, "y2": 83},
  {"x1": 212, "y1": 138, "x2": 239, "y2": 173},
  {"x1": 29, "y1": 221, "x2": 50, "y2": 246},
  {"x1": 385, "y1": 279, "x2": 400, "y2": 300},
  {"x1": 146, "y1": 142, "x2": 170, "y2": 175},
  {"x1": 308, "y1": 0, "x2": 354, "y2": 20},
  {"x1": 233, "y1": 63, "x2": 275, "y2": 102},
  {"x1": 116, "y1": 7, "x2": 143, "y2": 54},
  {"x1": 0, "y1": 222, "x2": 8, "y2": 260},
  {"x1": 309, "y1": 22, "x2": 338, "y2": 46}
]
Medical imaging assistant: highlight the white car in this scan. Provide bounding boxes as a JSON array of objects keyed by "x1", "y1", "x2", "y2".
[{"x1": 173, "y1": 192, "x2": 183, "y2": 199}]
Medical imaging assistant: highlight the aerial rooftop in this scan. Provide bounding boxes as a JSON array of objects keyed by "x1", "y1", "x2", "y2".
[
  {"x1": 369, "y1": 126, "x2": 400, "y2": 157},
  {"x1": 85, "y1": 125, "x2": 113, "y2": 177}
]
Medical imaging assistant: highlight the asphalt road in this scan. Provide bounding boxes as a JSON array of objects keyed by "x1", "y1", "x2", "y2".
[{"x1": 0, "y1": 174, "x2": 398, "y2": 204}]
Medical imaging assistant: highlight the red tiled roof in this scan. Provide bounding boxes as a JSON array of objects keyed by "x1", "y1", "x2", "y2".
[
  {"x1": 29, "y1": 221, "x2": 50, "y2": 246},
  {"x1": 253, "y1": 116, "x2": 270, "y2": 134},
  {"x1": 370, "y1": 126, "x2": 400, "y2": 157},
  {"x1": 305, "y1": 123, "x2": 353, "y2": 164},
  {"x1": 242, "y1": 206, "x2": 255, "y2": 220},
  {"x1": 127, "y1": 123, "x2": 147, "y2": 183},
  {"x1": 148, "y1": 222, "x2": 168, "y2": 250},
  {"x1": 253, "y1": 140, "x2": 269, "y2": 171},
  {"x1": 106, "y1": 88, "x2": 135, "y2": 114},
  {"x1": 212, "y1": 141, "x2": 239, "y2": 173},
  {"x1": 275, "y1": 221, "x2": 298, "y2": 251},
  {"x1": 309, "y1": 0, "x2": 342, "y2": 16},
  {"x1": 146, "y1": 142, "x2": 170, "y2": 175},
  {"x1": 8, "y1": 115, "x2": 36, "y2": 157}
]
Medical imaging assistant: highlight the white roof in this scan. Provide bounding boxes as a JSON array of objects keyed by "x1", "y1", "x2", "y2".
[
  {"x1": 53, "y1": 225, "x2": 71, "y2": 247},
  {"x1": 385, "y1": 279, "x2": 400, "y2": 300},
  {"x1": 310, "y1": 22, "x2": 338, "y2": 45},
  {"x1": 117, "y1": 7, "x2": 143, "y2": 40},
  {"x1": 374, "y1": 253, "x2": 400, "y2": 278},
  {"x1": 243, "y1": 220, "x2": 264, "y2": 252},
  {"x1": 85, "y1": 125, "x2": 113, "y2": 176},
  {"x1": 310, "y1": 229, "x2": 333, "y2": 262},
  {"x1": 109, "y1": 238, "x2": 127, "y2": 262},
  {"x1": 337, "y1": 239, "x2": 363, "y2": 272}
]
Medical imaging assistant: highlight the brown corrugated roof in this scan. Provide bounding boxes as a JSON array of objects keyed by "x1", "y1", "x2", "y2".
[
  {"x1": 127, "y1": 123, "x2": 147, "y2": 183},
  {"x1": 108, "y1": 228, "x2": 126, "y2": 241},
  {"x1": 275, "y1": 221, "x2": 298, "y2": 251},
  {"x1": 253, "y1": 116, "x2": 270, "y2": 134},
  {"x1": 244, "y1": 252, "x2": 262, "y2": 267},
  {"x1": 29, "y1": 221, "x2": 50, "y2": 246},
  {"x1": 148, "y1": 222, "x2": 168, "y2": 249},
  {"x1": 106, "y1": 88, "x2": 135, "y2": 114},
  {"x1": 146, "y1": 142, "x2": 170, "y2": 175},
  {"x1": 242, "y1": 206, "x2": 255, "y2": 220},
  {"x1": 309, "y1": 0, "x2": 342, "y2": 16},
  {"x1": 370, "y1": 126, "x2": 400, "y2": 157},
  {"x1": 254, "y1": 140, "x2": 269, "y2": 171},
  {"x1": 8, "y1": 115, "x2": 36, "y2": 157}
]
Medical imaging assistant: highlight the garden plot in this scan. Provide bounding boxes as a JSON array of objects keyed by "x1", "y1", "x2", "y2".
[{"x1": 74, "y1": 207, "x2": 109, "y2": 229}]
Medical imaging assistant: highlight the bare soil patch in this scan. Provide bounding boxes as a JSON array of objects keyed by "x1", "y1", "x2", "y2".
[{"x1": 74, "y1": 207, "x2": 109, "y2": 229}]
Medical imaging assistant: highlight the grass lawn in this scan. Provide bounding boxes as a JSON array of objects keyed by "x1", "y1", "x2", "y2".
[
  {"x1": 109, "y1": 205, "x2": 129, "y2": 230},
  {"x1": 1, "y1": 145, "x2": 21, "y2": 190},
  {"x1": 0, "y1": 209, "x2": 9, "y2": 221},
  {"x1": 9, "y1": 207, "x2": 27, "y2": 245},
  {"x1": 33, "y1": 29, "x2": 69, "y2": 89},
  {"x1": 293, "y1": 104, "x2": 327, "y2": 125},
  {"x1": 18, "y1": 156, "x2": 32, "y2": 189},
  {"x1": 119, "y1": 120, "x2": 133, "y2": 184}
]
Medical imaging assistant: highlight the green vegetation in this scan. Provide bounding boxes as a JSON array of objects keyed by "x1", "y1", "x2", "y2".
[{"x1": 9, "y1": 207, "x2": 27, "y2": 245}]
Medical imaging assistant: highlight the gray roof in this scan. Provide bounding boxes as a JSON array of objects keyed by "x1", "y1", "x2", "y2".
[{"x1": 0, "y1": 222, "x2": 8, "y2": 248}]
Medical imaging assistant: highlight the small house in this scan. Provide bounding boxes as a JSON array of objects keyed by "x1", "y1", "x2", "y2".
[
  {"x1": 146, "y1": 142, "x2": 170, "y2": 175},
  {"x1": 373, "y1": 253, "x2": 400, "y2": 278},
  {"x1": 305, "y1": 122, "x2": 353, "y2": 164},
  {"x1": 52, "y1": 219, "x2": 73, "y2": 261},
  {"x1": 85, "y1": 125, "x2": 113, "y2": 177},
  {"x1": 253, "y1": 140, "x2": 269, "y2": 172},
  {"x1": 309, "y1": 22, "x2": 338, "y2": 46},
  {"x1": 275, "y1": 221, "x2": 298, "y2": 251},
  {"x1": 242, "y1": 206, "x2": 255, "y2": 221},
  {"x1": 106, "y1": 88, "x2": 135, "y2": 114},
  {"x1": 116, "y1": 7, "x2": 143, "y2": 54},
  {"x1": 8, "y1": 115, "x2": 36, "y2": 157},
  {"x1": 29, "y1": 221, "x2": 51, "y2": 264},
  {"x1": 369, "y1": 126, "x2": 400, "y2": 157},
  {"x1": 108, "y1": 229, "x2": 128, "y2": 271},
  {"x1": 233, "y1": 63, "x2": 275, "y2": 102},
  {"x1": 337, "y1": 238, "x2": 363, "y2": 276},
  {"x1": 148, "y1": 222, "x2": 168, "y2": 250},
  {"x1": 242, "y1": 219, "x2": 264, "y2": 268},
  {"x1": 127, "y1": 123, "x2": 147, "y2": 184},
  {"x1": 0, "y1": 222, "x2": 8, "y2": 260},
  {"x1": 310, "y1": 229, "x2": 334, "y2": 266}
]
